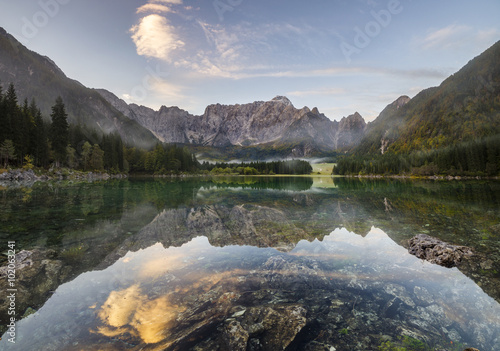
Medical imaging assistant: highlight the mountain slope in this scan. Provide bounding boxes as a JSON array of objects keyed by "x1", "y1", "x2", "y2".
[
  {"x1": 98, "y1": 91, "x2": 367, "y2": 157},
  {"x1": 0, "y1": 27, "x2": 158, "y2": 149},
  {"x1": 354, "y1": 40, "x2": 500, "y2": 155}
]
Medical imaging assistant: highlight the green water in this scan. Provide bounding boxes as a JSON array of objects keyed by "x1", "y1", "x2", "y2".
[{"x1": 0, "y1": 177, "x2": 499, "y2": 350}]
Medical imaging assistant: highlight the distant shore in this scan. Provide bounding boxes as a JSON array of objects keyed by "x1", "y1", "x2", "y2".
[{"x1": 345, "y1": 174, "x2": 500, "y2": 181}]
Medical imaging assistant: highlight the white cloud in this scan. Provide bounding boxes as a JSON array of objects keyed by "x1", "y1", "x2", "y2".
[
  {"x1": 122, "y1": 79, "x2": 187, "y2": 109},
  {"x1": 197, "y1": 21, "x2": 241, "y2": 62},
  {"x1": 136, "y1": 4, "x2": 172, "y2": 14},
  {"x1": 130, "y1": 14, "x2": 184, "y2": 61},
  {"x1": 418, "y1": 25, "x2": 500, "y2": 52},
  {"x1": 421, "y1": 24, "x2": 471, "y2": 50},
  {"x1": 163, "y1": 20, "x2": 340, "y2": 79},
  {"x1": 151, "y1": 80, "x2": 186, "y2": 101},
  {"x1": 476, "y1": 28, "x2": 500, "y2": 44},
  {"x1": 136, "y1": 0, "x2": 184, "y2": 14},
  {"x1": 223, "y1": 66, "x2": 446, "y2": 81}
]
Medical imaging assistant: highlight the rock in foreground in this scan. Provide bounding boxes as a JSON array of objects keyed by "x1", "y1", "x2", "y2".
[{"x1": 408, "y1": 234, "x2": 473, "y2": 268}]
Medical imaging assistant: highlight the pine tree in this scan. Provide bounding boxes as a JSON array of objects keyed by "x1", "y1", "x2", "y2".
[
  {"x1": 89, "y1": 144, "x2": 104, "y2": 171},
  {"x1": 81, "y1": 141, "x2": 92, "y2": 171},
  {"x1": 3, "y1": 84, "x2": 19, "y2": 149},
  {"x1": 34, "y1": 108, "x2": 49, "y2": 167},
  {"x1": 50, "y1": 96, "x2": 69, "y2": 167},
  {"x1": 28, "y1": 99, "x2": 38, "y2": 158},
  {"x1": 0, "y1": 139, "x2": 16, "y2": 167},
  {"x1": 0, "y1": 81, "x2": 5, "y2": 142}
]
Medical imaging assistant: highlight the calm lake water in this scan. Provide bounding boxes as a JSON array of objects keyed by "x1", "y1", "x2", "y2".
[{"x1": 1, "y1": 177, "x2": 499, "y2": 350}]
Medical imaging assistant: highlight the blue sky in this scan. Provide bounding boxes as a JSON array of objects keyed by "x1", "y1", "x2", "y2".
[{"x1": 1, "y1": 0, "x2": 499, "y2": 121}]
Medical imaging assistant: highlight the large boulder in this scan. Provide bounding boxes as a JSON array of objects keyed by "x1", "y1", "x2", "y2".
[{"x1": 408, "y1": 234, "x2": 473, "y2": 268}]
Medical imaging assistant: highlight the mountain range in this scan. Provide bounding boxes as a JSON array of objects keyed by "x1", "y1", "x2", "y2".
[
  {"x1": 0, "y1": 26, "x2": 365, "y2": 158},
  {"x1": 1, "y1": 25, "x2": 499, "y2": 159},
  {"x1": 97, "y1": 89, "x2": 367, "y2": 156}
]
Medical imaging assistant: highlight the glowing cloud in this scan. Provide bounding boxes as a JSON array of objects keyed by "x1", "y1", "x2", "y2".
[
  {"x1": 96, "y1": 284, "x2": 184, "y2": 344},
  {"x1": 130, "y1": 14, "x2": 184, "y2": 61}
]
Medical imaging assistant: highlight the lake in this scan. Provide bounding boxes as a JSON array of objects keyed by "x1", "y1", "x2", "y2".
[{"x1": 1, "y1": 177, "x2": 500, "y2": 350}]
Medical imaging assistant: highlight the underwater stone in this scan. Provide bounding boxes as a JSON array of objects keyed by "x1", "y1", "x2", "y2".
[{"x1": 408, "y1": 234, "x2": 473, "y2": 268}]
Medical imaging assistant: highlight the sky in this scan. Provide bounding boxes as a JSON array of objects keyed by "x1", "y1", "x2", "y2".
[{"x1": 0, "y1": 0, "x2": 499, "y2": 121}]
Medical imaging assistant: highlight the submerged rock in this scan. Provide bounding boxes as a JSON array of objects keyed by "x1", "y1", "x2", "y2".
[
  {"x1": 0, "y1": 249, "x2": 69, "y2": 333},
  {"x1": 407, "y1": 234, "x2": 473, "y2": 268},
  {"x1": 221, "y1": 305, "x2": 307, "y2": 351}
]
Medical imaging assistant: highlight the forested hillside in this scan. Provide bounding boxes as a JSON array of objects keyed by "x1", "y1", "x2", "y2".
[
  {"x1": 335, "y1": 40, "x2": 500, "y2": 176},
  {"x1": 0, "y1": 83, "x2": 198, "y2": 174},
  {"x1": 355, "y1": 40, "x2": 500, "y2": 156},
  {"x1": 0, "y1": 27, "x2": 158, "y2": 149}
]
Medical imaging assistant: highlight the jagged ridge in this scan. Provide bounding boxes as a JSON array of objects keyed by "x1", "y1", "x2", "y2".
[{"x1": 98, "y1": 90, "x2": 367, "y2": 157}]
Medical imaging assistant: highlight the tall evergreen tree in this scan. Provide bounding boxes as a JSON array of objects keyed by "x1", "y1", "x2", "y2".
[
  {"x1": 0, "y1": 81, "x2": 4, "y2": 142},
  {"x1": 3, "y1": 84, "x2": 19, "y2": 150},
  {"x1": 0, "y1": 139, "x2": 16, "y2": 167},
  {"x1": 28, "y1": 99, "x2": 38, "y2": 158},
  {"x1": 81, "y1": 141, "x2": 92, "y2": 171},
  {"x1": 34, "y1": 108, "x2": 49, "y2": 167},
  {"x1": 17, "y1": 98, "x2": 32, "y2": 162},
  {"x1": 89, "y1": 144, "x2": 104, "y2": 171},
  {"x1": 50, "y1": 96, "x2": 69, "y2": 167}
]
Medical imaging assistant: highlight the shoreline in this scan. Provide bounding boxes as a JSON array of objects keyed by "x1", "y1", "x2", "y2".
[
  {"x1": 344, "y1": 174, "x2": 500, "y2": 181},
  {"x1": 1, "y1": 169, "x2": 499, "y2": 188},
  {"x1": 0, "y1": 169, "x2": 127, "y2": 187}
]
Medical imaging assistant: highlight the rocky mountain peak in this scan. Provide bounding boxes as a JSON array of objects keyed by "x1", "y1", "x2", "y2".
[
  {"x1": 340, "y1": 112, "x2": 365, "y2": 127},
  {"x1": 159, "y1": 105, "x2": 186, "y2": 114},
  {"x1": 271, "y1": 96, "x2": 293, "y2": 107},
  {"x1": 335, "y1": 112, "x2": 367, "y2": 149},
  {"x1": 393, "y1": 95, "x2": 411, "y2": 109}
]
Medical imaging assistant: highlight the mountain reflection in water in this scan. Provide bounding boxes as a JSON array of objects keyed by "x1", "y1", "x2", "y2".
[{"x1": 0, "y1": 177, "x2": 499, "y2": 350}]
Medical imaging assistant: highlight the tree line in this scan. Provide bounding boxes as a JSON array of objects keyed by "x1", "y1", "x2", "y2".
[
  {"x1": 199, "y1": 160, "x2": 313, "y2": 175},
  {"x1": 333, "y1": 135, "x2": 500, "y2": 177}
]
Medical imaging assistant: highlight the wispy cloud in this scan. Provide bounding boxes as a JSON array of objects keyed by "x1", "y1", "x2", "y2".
[
  {"x1": 419, "y1": 24, "x2": 500, "y2": 52},
  {"x1": 151, "y1": 80, "x2": 187, "y2": 101},
  {"x1": 130, "y1": 14, "x2": 184, "y2": 61},
  {"x1": 197, "y1": 21, "x2": 242, "y2": 62},
  {"x1": 421, "y1": 24, "x2": 471, "y2": 50},
  {"x1": 130, "y1": 13, "x2": 344, "y2": 80},
  {"x1": 122, "y1": 79, "x2": 187, "y2": 109},
  {"x1": 225, "y1": 66, "x2": 446, "y2": 81},
  {"x1": 136, "y1": 4, "x2": 172, "y2": 14},
  {"x1": 476, "y1": 28, "x2": 500, "y2": 44}
]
